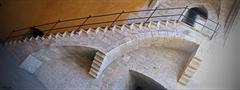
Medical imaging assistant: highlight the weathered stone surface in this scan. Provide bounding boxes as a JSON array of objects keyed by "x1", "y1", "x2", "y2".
[{"x1": 20, "y1": 55, "x2": 42, "y2": 74}]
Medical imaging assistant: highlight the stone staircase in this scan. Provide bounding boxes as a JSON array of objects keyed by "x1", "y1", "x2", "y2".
[
  {"x1": 89, "y1": 51, "x2": 106, "y2": 78},
  {"x1": 178, "y1": 57, "x2": 202, "y2": 85},
  {"x1": 4, "y1": 20, "x2": 182, "y2": 77},
  {"x1": 4, "y1": 19, "x2": 205, "y2": 86},
  {"x1": 4, "y1": 20, "x2": 177, "y2": 46}
]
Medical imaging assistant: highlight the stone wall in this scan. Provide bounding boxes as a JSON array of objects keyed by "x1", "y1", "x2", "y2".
[{"x1": 0, "y1": 0, "x2": 150, "y2": 41}]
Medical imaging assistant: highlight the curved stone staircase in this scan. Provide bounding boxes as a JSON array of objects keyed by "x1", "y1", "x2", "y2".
[
  {"x1": 5, "y1": 20, "x2": 177, "y2": 45},
  {"x1": 4, "y1": 19, "x2": 205, "y2": 86}
]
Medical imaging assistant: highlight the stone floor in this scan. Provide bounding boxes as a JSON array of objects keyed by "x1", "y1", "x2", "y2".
[
  {"x1": 0, "y1": 45, "x2": 46, "y2": 90},
  {"x1": 31, "y1": 46, "x2": 190, "y2": 89}
]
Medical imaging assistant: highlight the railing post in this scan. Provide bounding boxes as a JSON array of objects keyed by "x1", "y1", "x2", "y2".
[
  {"x1": 201, "y1": 20, "x2": 207, "y2": 32},
  {"x1": 210, "y1": 22, "x2": 219, "y2": 40},
  {"x1": 177, "y1": 6, "x2": 188, "y2": 23},
  {"x1": 216, "y1": 24, "x2": 221, "y2": 32},
  {"x1": 46, "y1": 20, "x2": 60, "y2": 35},
  {"x1": 214, "y1": 22, "x2": 219, "y2": 31},
  {"x1": 143, "y1": 7, "x2": 158, "y2": 25},
  {"x1": 76, "y1": 15, "x2": 91, "y2": 30},
  {"x1": 210, "y1": 31, "x2": 216, "y2": 40},
  {"x1": 109, "y1": 11, "x2": 124, "y2": 28}
]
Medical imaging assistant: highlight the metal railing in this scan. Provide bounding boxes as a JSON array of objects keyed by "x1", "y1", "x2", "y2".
[{"x1": 5, "y1": 6, "x2": 220, "y2": 41}]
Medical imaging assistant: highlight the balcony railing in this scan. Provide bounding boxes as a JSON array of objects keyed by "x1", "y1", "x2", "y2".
[{"x1": 5, "y1": 6, "x2": 220, "y2": 42}]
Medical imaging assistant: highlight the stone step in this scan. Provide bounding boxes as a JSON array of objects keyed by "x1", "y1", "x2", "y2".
[
  {"x1": 96, "y1": 27, "x2": 105, "y2": 33},
  {"x1": 159, "y1": 20, "x2": 167, "y2": 26},
  {"x1": 94, "y1": 55, "x2": 104, "y2": 63},
  {"x1": 78, "y1": 30, "x2": 88, "y2": 36},
  {"x1": 35, "y1": 36, "x2": 41, "y2": 40},
  {"x1": 89, "y1": 69, "x2": 98, "y2": 78},
  {"x1": 91, "y1": 63, "x2": 100, "y2": 71},
  {"x1": 193, "y1": 57, "x2": 202, "y2": 63},
  {"x1": 138, "y1": 22, "x2": 144, "y2": 30},
  {"x1": 168, "y1": 20, "x2": 177, "y2": 26},
  {"x1": 41, "y1": 36, "x2": 46, "y2": 40},
  {"x1": 90, "y1": 68, "x2": 98, "y2": 74},
  {"x1": 178, "y1": 75, "x2": 190, "y2": 86},
  {"x1": 183, "y1": 67, "x2": 195, "y2": 78},
  {"x1": 187, "y1": 65, "x2": 197, "y2": 70},
  {"x1": 178, "y1": 57, "x2": 202, "y2": 86},
  {"x1": 70, "y1": 30, "x2": 77, "y2": 36},
  {"x1": 111, "y1": 25, "x2": 121, "y2": 32},
  {"x1": 62, "y1": 31, "x2": 70, "y2": 37},
  {"x1": 96, "y1": 51, "x2": 105, "y2": 57},
  {"x1": 157, "y1": 21, "x2": 164, "y2": 28},
  {"x1": 54, "y1": 33, "x2": 63, "y2": 38},
  {"x1": 29, "y1": 37, "x2": 34, "y2": 41},
  {"x1": 93, "y1": 60, "x2": 102, "y2": 67},
  {"x1": 148, "y1": 21, "x2": 158, "y2": 29},
  {"x1": 87, "y1": 28, "x2": 95, "y2": 34},
  {"x1": 183, "y1": 73, "x2": 191, "y2": 78},
  {"x1": 91, "y1": 62, "x2": 100, "y2": 68},
  {"x1": 130, "y1": 23, "x2": 138, "y2": 30},
  {"x1": 104, "y1": 26, "x2": 110, "y2": 31},
  {"x1": 47, "y1": 34, "x2": 55, "y2": 40},
  {"x1": 189, "y1": 59, "x2": 200, "y2": 68},
  {"x1": 94, "y1": 58, "x2": 102, "y2": 65},
  {"x1": 121, "y1": 24, "x2": 130, "y2": 31}
]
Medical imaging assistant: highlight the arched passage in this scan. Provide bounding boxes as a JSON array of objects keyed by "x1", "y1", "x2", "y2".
[
  {"x1": 130, "y1": 70, "x2": 167, "y2": 90},
  {"x1": 183, "y1": 7, "x2": 208, "y2": 30}
]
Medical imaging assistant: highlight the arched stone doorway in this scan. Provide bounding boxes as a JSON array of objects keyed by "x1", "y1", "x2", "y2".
[
  {"x1": 130, "y1": 70, "x2": 167, "y2": 90},
  {"x1": 183, "y1": 7, "x2": 208, "y2": 30}
]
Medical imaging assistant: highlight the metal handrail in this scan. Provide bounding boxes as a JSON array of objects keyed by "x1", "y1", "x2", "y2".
[
  {"x1": 12, "y1": 7, "x2": 187, "y2": 32},
  {"x1": 5, "y1": 6, "x2": 219, "y2": 41}
]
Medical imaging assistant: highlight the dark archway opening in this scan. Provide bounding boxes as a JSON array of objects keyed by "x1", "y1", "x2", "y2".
[
  {"x1": 130, "y1": 70, "x2": 167, "y2": 90},
  {"x1": 182, "y1": 7, "x2": 208, "y2": 28}
]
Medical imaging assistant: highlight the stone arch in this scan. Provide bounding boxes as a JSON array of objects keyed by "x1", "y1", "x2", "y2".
[
  {"x1": 98, "y1": 32, "x2": 200, "y2": 85},
  {"x1": 6, "y1": 20, "x2": 206, "y2": 80}
]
